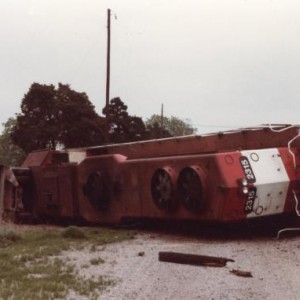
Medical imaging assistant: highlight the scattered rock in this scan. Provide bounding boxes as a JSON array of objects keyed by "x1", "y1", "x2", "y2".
[{"x1": 230, "y1": 269, "x2": 253, "y2": 278}]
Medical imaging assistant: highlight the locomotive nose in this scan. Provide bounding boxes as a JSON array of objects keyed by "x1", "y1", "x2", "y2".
[{"x1": 214, "y1": 148, "x2": 300, "y2": 221}]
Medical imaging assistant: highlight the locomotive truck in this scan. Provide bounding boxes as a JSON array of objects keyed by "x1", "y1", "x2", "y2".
[{"x1": 1, "y1": 124, "x2": 300, "y2": 225}]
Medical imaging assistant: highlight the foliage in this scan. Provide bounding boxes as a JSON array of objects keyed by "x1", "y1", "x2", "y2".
[
  {"x1": 12, "y1": 83, "x2": 105, "y2": 153},
  {"x1": 103, "y1": 97, "x2": 148, "y2": 143},
  {"x1": 146, "y1": 114, "x2": 196, "y2": 138},
  {"x1": 0, "y1": 225, "x2": 135, "y2": 300},
  {"x1": 145, "y1": 120, "x2": 172, "y2": 139},
  {"x1": 10, "y1": 83, "x2": 197, "y2": 153},
  {"x1": 0, "y1": 118, "x2": 26, "y2": 166}
]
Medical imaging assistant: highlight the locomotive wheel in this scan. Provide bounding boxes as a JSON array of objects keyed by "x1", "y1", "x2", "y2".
[
  {"x1": 178, "y1": 167, "x2": 205, "y2": 212},
  {"x1": 151, "y1": 168, "x2": 176, "y2": 212},
  {"x1": 83, "y1": 171, "x2": 110, "y2": 210}
]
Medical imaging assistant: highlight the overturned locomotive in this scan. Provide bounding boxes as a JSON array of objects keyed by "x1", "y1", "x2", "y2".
[{"x1": 1, "y1": 124, "x2": 300, "y2": 224}]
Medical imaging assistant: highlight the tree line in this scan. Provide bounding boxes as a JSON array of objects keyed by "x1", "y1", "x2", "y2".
[{"x1": 0, "y1": 83, "x2": 196, "y2": 165}]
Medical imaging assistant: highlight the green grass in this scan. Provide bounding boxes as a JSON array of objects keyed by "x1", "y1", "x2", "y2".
[
  {"x1": 0, "y1": 225, "x2": 135, "y2": 300},
  {"x1": 90, "y1": 257, "x2": 105, "y2": 265}
]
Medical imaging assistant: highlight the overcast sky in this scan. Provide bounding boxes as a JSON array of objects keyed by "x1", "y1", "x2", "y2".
[{"x1": 1, "y1": 0, "x2": 300, "y2": 133}]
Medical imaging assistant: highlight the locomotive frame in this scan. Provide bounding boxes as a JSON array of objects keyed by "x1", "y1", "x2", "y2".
[{"x1": 1, "y1": 124, "x2": 300, "y2": 225}]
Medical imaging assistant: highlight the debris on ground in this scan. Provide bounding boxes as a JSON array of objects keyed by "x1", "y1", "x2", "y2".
[
  {"x1": 158, "y1": 251, "x2": 234, "y2": 267},
  {"x1": 230, "y1": 269, "x2": 253, "y2": 278}
]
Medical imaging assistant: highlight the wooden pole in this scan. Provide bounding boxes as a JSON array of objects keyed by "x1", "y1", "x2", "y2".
[
  {"x1": 160, "y1": 103, "x2": 164, "y2": 138},
  {"x1": 106, "y1": 8, "x2": 111, "y2": 109},
  {"x1": 105, "y1": 8, "x2": 111, "y2": 142}
]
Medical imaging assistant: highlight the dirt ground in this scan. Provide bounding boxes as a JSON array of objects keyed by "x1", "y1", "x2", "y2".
[{"x1": 64, "y1": 221, "x2": 300, "y2": 300}]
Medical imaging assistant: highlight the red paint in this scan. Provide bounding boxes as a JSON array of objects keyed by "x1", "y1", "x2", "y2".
[{"x1": 9, "y1": 125, "x2": 300, "y2": 224}]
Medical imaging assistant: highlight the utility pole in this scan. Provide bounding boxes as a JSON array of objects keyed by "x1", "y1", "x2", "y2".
[
  {"x1": 106, "y1": 8, "x2": 111, "y2": 108},
  {"x1": 160, "y1": 103, "x2": 164, "y2": 138},
  {"x1": 105, "y1": 8, "x2": 111, "y2": 142}
]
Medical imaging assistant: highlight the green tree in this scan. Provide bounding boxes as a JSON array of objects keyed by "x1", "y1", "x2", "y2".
[
  {"x1": 145, "y1": 120, "x2": 172, "y2": 139},
  {"x1": 146, "y1": 114, "x2": 196, "y2": 138},
  {"x1": 12, "y1": 83, "x2": 105, "y2": 153},
  {"x1": 103, "y1": 97, "x2": 147, "y2": 143},
  {"x1": 0, "y1": 118, "x2": 26, "y2": 166}
]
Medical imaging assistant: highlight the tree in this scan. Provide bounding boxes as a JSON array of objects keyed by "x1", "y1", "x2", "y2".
[
  {"x1": 12, "y1": 83, "x2": 105, "y2": 153},
  {"x1": 0, "y1": 118, "x2": 26, "y2": 166},
  {"x1": 146, "y1": 114, "x2": 197, "y2": 138},
  {"x1": 54, "y1": 83, "x2": 106, "y2": 148},
  {"x1": 103, "y1": 97, "x2": 148, "y2": 143},
  {"x1": 145, "y1": 120, "x2": 172, "y2": 139}
]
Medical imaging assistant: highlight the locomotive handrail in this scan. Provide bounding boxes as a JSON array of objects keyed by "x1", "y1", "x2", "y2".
[
  {"x1": 276, "y1": 189, "x2": 300, "y2": 239},
  {"x1": 266, "y1": 124, "x2": 300, "y2": 169},
  {"x1": 267, "y1": 124, "x2": 300, "y2": 133},
  {"x1": 292, "y1": 189, "x2": 300, "y2": 217},
  {"x1": 287, "y1": 129, "x2": 300, "y2": 169}
]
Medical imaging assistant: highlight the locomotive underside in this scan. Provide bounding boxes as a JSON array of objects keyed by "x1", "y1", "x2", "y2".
[{"x1": 1, "y1": 124, "x2": 300, "y2": 225}]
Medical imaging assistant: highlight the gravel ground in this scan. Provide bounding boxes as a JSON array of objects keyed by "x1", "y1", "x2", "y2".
[{"x1": 64, "y1": 225, "x2": 300, "y2": 300}]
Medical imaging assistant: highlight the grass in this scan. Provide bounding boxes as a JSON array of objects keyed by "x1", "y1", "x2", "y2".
[
  {"x1": 0, "y1": 225, "x2": 135, "y2": 300},
  {"x1": 90, "y1": 257, "x2": 105, "y2": 265}
]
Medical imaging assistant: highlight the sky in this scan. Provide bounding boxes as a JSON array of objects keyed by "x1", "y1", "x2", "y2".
[{"x1": 1, "y1": 0, "x2": 300, "y2": 133}]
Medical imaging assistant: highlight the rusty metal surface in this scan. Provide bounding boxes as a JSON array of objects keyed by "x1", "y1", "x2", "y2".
[
  {"x1": 8, "y1": 125, "x2": 300, "y2": 224},
  {"x1": 0, "y1": 166, "x2": 22, "y2": 221},
  {"x1": 86, "y1": 126, "x2": 300, "y2": 159},
  {"x1": 22, "y1": 150, "x2": 56, "y2": 167},
  {"x1": 30, "y1": 164, "x2": 78, "y2": 218}
]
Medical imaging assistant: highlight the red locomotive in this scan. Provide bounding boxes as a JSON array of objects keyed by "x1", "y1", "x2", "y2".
[{"x1": 1, "y1": 124, "x2": 300, "y2": 224}]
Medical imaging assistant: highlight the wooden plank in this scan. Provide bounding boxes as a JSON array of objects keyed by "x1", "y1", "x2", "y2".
[{"x1": 158, "y1": 251, "x2": 234, "y2": 267}]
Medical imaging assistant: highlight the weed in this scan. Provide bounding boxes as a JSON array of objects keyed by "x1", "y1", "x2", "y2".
[
  {"x1": 0, "y1": 228, "x2": 22, "y2": 248},
  {"x1": 0, "y1": 225, "x2": 135, "y2": 299},
  {"x1": 90, "y1": 257, "x2": 105, "y2": 265}
]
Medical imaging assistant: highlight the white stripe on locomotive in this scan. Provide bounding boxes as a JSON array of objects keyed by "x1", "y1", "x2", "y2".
[{"x1": 240, "y1": 148, "x2": 289, "y2": 218}]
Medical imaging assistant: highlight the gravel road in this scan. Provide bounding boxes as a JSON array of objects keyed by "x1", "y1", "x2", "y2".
[{"x1": 65, "y1": 222, "x2": 300, "y2": 300}]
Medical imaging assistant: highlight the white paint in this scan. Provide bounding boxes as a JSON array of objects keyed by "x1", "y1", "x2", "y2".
[
  {"x1": 241, "y1": 148, "x2": 290, "y2": 218},
  {"x1": 67, "y1": 150, "x2": 86, "y2": 164}
]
